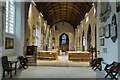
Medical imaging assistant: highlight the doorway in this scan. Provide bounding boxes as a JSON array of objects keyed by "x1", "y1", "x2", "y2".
[{"x1": 59, "y1": 33, "x2": 69, "y2": 52}]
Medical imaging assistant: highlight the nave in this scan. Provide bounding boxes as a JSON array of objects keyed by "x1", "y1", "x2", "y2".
[{"x1": 0, "y1": 1, "x2": 120, "y2": 80}]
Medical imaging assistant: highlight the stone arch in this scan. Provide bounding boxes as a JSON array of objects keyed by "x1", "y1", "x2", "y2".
[
  {"x1": 51, "y1": 22, "x2": 74, "y2": 50},
  {"x1": 87, "y1": 24, "x2": 92, "y2": 51},
  {"x1": 82, "y1": 31, "x2": 85, "y2": 51},
  {"x1": 59, "y1": 33, "x2": 69, "y2": 51}
]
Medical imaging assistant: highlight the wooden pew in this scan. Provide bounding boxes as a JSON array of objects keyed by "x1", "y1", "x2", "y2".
[
  {"x1": 37, "y1": 51, "x2": 58, "y2": 60},
  {"x1": 67, "y1": 51, "x2": 91, "y2": 61}
]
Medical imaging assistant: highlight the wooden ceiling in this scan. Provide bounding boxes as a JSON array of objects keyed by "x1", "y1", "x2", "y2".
[{"x1": 35, "y1": 2, "x2": 93, "y2": 28}]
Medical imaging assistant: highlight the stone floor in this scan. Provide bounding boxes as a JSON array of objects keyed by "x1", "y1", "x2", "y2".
[
  {"x1": 11, "y1": 66, "x2": 105, "y2": 78},
  {"x1": 2, "y1": 55, "x2": 111, "y2": 79}
]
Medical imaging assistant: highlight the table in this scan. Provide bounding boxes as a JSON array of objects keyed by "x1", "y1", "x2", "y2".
[
  {"x1": 37, "y1": 51, "x2": 59, "y2": 60},
  {"x1": 67, "y1": 51, "x2": 91, "y2": 61}
]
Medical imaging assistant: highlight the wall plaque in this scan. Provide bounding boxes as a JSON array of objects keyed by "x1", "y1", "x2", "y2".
[
  {"x1": 5, "y1": 37, "x2": 14, "y2": 49},
  {"x1": 99, "y1": 27, "x2": 105, "y2": 37},
  {"x1": 105, "y1": 24, "x2": 110, "y2": 38},
  {"x1": 103, "y1": 48, "x2": 107, "y2": 53},
  {"x1": 116, "y1": 1, "x2": 120, "y2": 12},
  {"x1": 110, "y1": 14, "x2": 117, "y2": 43},
  {"x1": 100, "y1": 2, "x2": 111, "y2": 22},
  {"x1": 111, "y1": 25, "x2": 116, "y2": 37},
  {"x1": 100, "y1": 38, "x2": 104, "y2": 46}
]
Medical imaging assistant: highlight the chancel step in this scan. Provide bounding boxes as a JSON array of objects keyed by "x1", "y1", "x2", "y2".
[{"x1": 26, "y1": 55, "x2": 37, "y2": 66}]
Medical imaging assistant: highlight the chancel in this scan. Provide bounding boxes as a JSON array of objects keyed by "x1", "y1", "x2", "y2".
[{"x1": 0, "y1": 0, "x2": 120, "y2": 79}]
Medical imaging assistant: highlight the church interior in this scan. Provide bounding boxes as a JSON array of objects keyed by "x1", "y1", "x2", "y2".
[{"x1": 0, "y1": 1, "x2": 120, "y2": 79}]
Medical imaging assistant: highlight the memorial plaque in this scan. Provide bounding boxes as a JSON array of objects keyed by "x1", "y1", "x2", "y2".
[{"x1": 105, "y1": 24, "x2": 110, "y2": 38}]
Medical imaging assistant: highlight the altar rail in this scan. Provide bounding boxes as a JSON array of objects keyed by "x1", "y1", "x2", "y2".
[{"x1": 37, "y1": 51, "x2": 58, "y2": 60}]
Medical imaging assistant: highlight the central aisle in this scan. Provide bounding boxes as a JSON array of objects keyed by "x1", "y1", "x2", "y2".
[{"x1": 55, "y1": 55, "x2": 68, "y2": 67}]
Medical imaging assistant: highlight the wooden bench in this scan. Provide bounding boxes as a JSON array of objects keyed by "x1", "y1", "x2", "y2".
[
  {"x1": 68, "y1": 51, "x2": 91, "y2": 61},
  {"x1": 104, "y1": 61, "x2": 120, "y2": 79}
]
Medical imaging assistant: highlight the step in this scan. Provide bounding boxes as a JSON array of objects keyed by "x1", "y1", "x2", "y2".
[
  {"x1": 27, "y1": 63, "x2": 37, "y2": 66},
  {"x1": 28, "y1": 61, "x2": 36, "y2": 63}
]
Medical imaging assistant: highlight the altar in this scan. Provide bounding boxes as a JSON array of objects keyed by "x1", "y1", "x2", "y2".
[
  {"x1": 67, "y1": 51, "x2": 91, "y2": 61},
  {"x1": 37, "y1": 51, "x2": 59, "y2": 60}
]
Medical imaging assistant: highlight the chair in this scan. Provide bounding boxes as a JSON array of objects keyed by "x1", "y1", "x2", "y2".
[
  {"x1": 2, "y1": 56, "x2": 18, "y2": 78},
  {"x1": 91, "y1": 58, "x2": 97, "y2": 69},
  {"x1": 104, "y1": 61, "x2": 120, "y2": 79},
  {"x1": 91, "y1": 58, "x2": 103, "y2": 71},
  {"x1": 18, "y1": 56, "x2": 28, "y2": 69}
]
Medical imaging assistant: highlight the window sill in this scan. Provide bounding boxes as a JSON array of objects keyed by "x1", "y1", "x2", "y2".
[
  {"x1": 5, "y1": 33, "x2": 15, "y2": 37},
  {"x1": 5, "y1": 33, "x2": 14, "y2": 35}
]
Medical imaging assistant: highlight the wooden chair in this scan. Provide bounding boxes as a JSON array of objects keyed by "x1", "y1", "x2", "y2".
[
  {"x1": 18, "y1": 56, "x2": 28, "y2": 69},
  {"x1": 2, "y1": 56, "x2": 18, "y2": 78},
  {"x1": 104, "y1": 61, "x2": 120, "y2": 79},
  {"x1": 91, "y1": 58, "x2": 103, "y2": 71},
  {"x1": 91, "y1": 59, "x2": 96, "y2": 69}
]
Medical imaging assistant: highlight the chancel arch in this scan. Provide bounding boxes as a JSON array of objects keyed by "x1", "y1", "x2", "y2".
[{"x1": 51, "y1": 22, "x2": 75, "y2": 50}]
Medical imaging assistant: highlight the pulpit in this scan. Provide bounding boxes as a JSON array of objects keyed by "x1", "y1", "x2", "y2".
[{"x1": 26, "y1": 46, "x2": 37, "y2": 55}]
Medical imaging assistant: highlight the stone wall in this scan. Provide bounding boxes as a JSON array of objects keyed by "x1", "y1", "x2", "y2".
[
  {"x1": 26, "y1": 3, "x2": 51, "y2": 51},
  {"x1": 51, "y1": 22, "x2": 75, "y2": 50},
  {"x1": 75, "y1": 5, "x2": 96, "y2": 51}
]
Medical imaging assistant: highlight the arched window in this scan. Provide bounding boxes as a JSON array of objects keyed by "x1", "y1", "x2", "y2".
[
  {"x1": 83, "y1": 32, "x2": 85, "y2": 46},
  {"x1": 62, "y1": 34, "x2": 67, "y2": 44},
  {"x1": 59, "y1": 33, "x2": 69, "y2": 51},
  {"x1": 82, "y1": 31, "x2": 85, "y2": 51},
  {"x1": 6, "y1": 1, "x2": 15, "y2": 34}
]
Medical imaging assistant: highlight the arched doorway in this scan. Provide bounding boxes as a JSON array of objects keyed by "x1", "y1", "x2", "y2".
[
  {"x1": 82, "y1": 31, "x2": 85, "y2": 51},
  {"x1": 87, "y1": 25, "x2": 92, "y2": 52},
  {"x1": 59, "y1": 33, "x2": 69, "y2": 52}
]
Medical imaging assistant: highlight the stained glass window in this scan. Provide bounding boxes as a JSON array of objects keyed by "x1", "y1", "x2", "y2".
[{"x1": 62, "y1": 34, "x2": 66, "y2": 44}]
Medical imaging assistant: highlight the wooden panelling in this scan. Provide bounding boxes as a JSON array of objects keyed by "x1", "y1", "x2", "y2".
[{"x1": 35, "y1": 2, "x2": 92, "y2": 28}]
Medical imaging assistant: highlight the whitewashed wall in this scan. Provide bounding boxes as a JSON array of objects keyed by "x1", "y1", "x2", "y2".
[
  {"x1": 0, "y1": 2, "x2": 26, "y2": 79},
  {"x1": 118, "y1": 12, "x2": 120, "y2": 63},
  {"x1": 96, "y1": 2, "x2": 119, "y2": 70}
]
